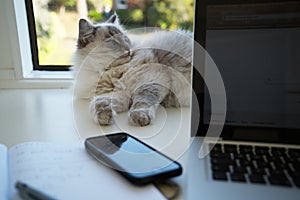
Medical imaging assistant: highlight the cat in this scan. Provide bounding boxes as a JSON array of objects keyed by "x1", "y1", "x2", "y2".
[{"x1": 73, "y1": 14, "x2": 192, "y2": 127}]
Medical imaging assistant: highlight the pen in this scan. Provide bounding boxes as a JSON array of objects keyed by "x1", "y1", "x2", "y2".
[{"x1": 15, "y1": 181, "x2": 58, "y2": 200}]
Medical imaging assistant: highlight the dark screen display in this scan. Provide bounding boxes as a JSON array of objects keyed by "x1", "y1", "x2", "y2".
[
  {"x1": 85, "y1": 133, "x2": 181, "y2": 178},
  {"x1": 204, "y1": 2, "x2": 300, "y2": 128}
]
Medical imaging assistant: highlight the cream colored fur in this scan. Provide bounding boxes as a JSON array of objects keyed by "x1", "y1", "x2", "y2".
[{"x1": 73, "y1": 15, "x2": 192, "y2": 126}]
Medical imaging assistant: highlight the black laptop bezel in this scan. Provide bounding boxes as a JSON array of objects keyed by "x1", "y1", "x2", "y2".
[{"x1": 192, "y1": 0, "x2": 300, "y2": 145}]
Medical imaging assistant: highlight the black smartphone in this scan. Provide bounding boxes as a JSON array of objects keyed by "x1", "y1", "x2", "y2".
[{"x1": 84, "y1": 132, "x2": 182, "y2": 185}]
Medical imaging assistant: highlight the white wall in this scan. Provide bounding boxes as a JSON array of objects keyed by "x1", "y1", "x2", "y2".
[{"x1": 0, "y1": 0, "x2": 16, "y2": 80}]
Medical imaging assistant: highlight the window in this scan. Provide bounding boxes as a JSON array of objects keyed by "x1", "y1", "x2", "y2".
[{"x1": 25, "y1": 0, "x2": 194, "y2": 71}]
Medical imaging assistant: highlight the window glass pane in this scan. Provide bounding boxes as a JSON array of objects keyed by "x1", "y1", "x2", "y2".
[{"x1": 32, "y1": 0, "x2": 194, "y2": 66}]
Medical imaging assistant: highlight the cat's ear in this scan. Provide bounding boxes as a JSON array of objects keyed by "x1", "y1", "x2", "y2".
[
  {"x1": 79, "y1": 19, "x2": 94, "y2": 37},
  {"x1": 77, "y1": 19, "x2": 95, "y2": 48},
  {"x1": 106, "y1": 13, "x2": 120, "y2": 25}
]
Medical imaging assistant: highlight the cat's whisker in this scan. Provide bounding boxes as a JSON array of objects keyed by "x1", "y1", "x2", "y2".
[{"x1": 120, "y1": 16, "x2": 133, "y2": 27}]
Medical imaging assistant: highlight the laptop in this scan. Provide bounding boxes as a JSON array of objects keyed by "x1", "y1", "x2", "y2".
[{"x1": 188, "y1": 0, "x2": 300, "y2": 199}]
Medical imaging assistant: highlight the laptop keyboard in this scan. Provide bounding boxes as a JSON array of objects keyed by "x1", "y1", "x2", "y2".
[{"x1": 209, "y1": 143, "x2": 300, "y2": 187}]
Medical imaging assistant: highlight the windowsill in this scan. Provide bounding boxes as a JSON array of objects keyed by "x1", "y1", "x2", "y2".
[
  {"x1": 25, "y1": 70, "x2": 75, "y2": 80},
  {"x1": 0, "y1": 70, "x2": 75, "y2": 89}
]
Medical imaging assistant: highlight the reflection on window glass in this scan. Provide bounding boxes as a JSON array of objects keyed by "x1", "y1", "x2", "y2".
[{"x1": 32, "y1": 0, "x2": 194, "y2": 66}]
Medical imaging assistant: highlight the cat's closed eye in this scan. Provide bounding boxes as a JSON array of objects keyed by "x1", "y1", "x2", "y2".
[{"x1": 105, "y1": 38, "x2": 122, "y2": 49}]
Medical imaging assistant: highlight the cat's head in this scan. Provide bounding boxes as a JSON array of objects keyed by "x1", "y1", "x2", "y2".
[
  {"x1": 76, "y1": 14, "x2": 131, "y2": 55},
  {"x1": 74, "y1": 14, "x2": 132, "y2": 99}
]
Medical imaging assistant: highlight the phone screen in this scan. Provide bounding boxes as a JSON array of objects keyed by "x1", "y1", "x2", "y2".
[{"x1": 85, "y1": 133, "x2": 182, "y2": 185}]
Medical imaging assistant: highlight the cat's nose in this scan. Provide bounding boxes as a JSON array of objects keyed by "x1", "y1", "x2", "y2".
[{"x1": 125, "y1": 48, "x2": 131, "y2": 56}]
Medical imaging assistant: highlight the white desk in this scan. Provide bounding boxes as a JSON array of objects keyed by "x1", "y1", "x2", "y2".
[{"x1": 0, "y1": 88, "x2": 191, "y2": 199}]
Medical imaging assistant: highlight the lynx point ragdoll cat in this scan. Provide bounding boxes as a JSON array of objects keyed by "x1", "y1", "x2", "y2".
[{"x1": 74, "y1": 14, "x2": 192, "y2": 127}]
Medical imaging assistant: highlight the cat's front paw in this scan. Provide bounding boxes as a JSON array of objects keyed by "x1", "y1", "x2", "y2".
[
  {"x1": 90, "y1": 97, "x2": 113, "y2": 125},
  {"x1": 128, "y1": 108, "x2": 154, "y2": 126}
]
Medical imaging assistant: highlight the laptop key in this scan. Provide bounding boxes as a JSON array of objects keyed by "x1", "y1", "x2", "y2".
[
  {"x1": 289, "y1": 170, "x2": 300, "y2": 178},
  {"x1": 230, "y1": 173, "x2": 246, "y2": 182},
  {"x1": 211, "y1": 164, "x2": 230, "y2": 172},
  {"x1": 272, "y1": 150, "x2": 286, "y2": 157},
  {"x1": 239, "y1": 158, "x2": 252, "y2": 167},
  {"x1": 265, "y1": 152, "x2": 278, "y2": 162},
  {"x1": 288, "y1": 148, "x2": 300, "y2": 158},
  {"x1": 273, "y1": 161, "x2": 287, "y2": 170},
  {"x1": 233, "y1": 166, "x2": 247, "y2": 173},
  {"x1": 269, "y1": 169, "x2": 285, "y2": 177},
  {"x1": 290, "y1": 171, "x2": 300, "y2": 187},
  {"x1": 211, "y1": 158, "x2": 231, "y2": 165},
  {"x1": 250, "y1": 154, "x2": 264, "y2": 161},
  {"x1": 268, "y1": 169, "x2": 290, "y2": 186},
  {"x1": 292, "y1": 163, "x2": 300, "y2": 171},
  {"x1": 233, "y1": 153, "x2": 247, "y2": 160},
  {"x1": 250, "y1": 167, "x2": 266, "y2": 175},
  {"x1": 212, "y1": 172, "x2": 228, "y2": 181},
  {"x1": 239, "y1": 145, "x2": 253, "y2": 151},
  {"x1": 255, "y1": 147, "x2": 269, "y2": 155},
  {"x1": 292, "y1": 172, "x2": 300, "y2": 187},
  {"x1": 268, "y1": 175, "x2": 291, "y2": 187},
  {"x1": 210, "y1": 152, "x2": 231, "y2": 159},
  {"x1": 224, "y1": 144, "x2": 238, "y2": 153},
  {"x1": 255, "y1": 161, "x2": 271, "y2": 169},
  {"x1": 210, "y1": 144, "x2": 222, "y2": 153},
  {"x1": 271, "y1": 147, "x2": 286, "y2": 154},
  {"x1": 293, "y1": 179, "x2": 300, "y2": 187},
  {"x1": 249, "y1": 174, "x2": 266, "y2": 184}
]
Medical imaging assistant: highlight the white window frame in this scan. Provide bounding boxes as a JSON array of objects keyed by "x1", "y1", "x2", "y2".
[{"x1": 0, "y1": 0, "x2": 74, "y2": 89}]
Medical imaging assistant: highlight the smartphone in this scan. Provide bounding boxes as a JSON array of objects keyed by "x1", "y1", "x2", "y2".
[{"x1": 84, "y1": 132, "x2": 182, "y2": 185}]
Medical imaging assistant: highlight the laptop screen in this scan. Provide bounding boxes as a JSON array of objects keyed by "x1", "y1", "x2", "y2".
[{"x1": 193, "y1": 1, "x2": 300, "y2": 143}]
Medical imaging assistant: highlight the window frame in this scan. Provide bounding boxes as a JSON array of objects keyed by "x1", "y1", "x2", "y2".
[{"x1": 25, "y1": 0, "x2": 72, "y2": 71}]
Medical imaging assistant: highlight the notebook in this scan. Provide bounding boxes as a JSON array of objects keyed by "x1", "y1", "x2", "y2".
[
  {"x1": 188, "y1": 0, "x2": 300, "y2": 199},
  {"x1": 0, "y1": 142, "x2": 165, "y2": 200}
]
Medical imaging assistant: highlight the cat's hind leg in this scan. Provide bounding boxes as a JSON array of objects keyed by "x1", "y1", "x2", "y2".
[{"x1": 128, "y1": 83, "x2": 169, "y2": 126}]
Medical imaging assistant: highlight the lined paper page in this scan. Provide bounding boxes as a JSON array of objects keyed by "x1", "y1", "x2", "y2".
[
  {"x1": 0, "y1": 144, "x2": 8, "y2": 200},
  {"x1": 8, "y1": 142, "x2": 165, "y2": 200}
]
